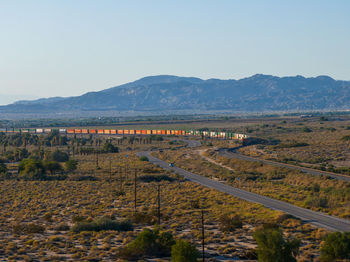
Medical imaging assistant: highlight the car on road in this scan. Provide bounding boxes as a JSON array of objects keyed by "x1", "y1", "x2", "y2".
[{"x1": 169, "y1": 163, "x2": 174, "y2": 167}]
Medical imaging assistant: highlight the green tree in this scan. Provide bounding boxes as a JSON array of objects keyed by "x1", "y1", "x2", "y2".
[
  {"x1": 65, "y1": 159, "x2": 78, "y2": 172},
  {"x1": 302, "y1": 127, "x2": 312, "y2": 133},
  {"x1": 139, "y1": 156, "x2": 149, "y2": 161},
  {"x1": 51, "y1": 150, "x2": 69, "y2": 162},
  {"x1": 18, "y1": 159, "x2": 46, "y2": 180},
  {"x1": 0, "y1": 162, "x2": 7, "y2": 174},
  {"x1": 253, "y1": 224, "x2": 300, "y2": 262},
  {"x1": 43, "y1": 161, "x2": 63, "y2": 175},
  {"x1": 119, "y1": 228, "x2": 175, "y2": 260},
  {"x1": 171, "y1": 239, "x2": 199, "y2": 262},
  {"x1": 102, "y1": 142, "x2": 119, "y2": 153},
  {"x1": 320, "y1": 232, "x2": 350, "y2": 261}
]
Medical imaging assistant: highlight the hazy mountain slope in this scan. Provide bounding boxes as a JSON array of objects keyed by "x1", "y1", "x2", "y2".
[{"x1": 1, "y1": 74, "x2": 349, "y2": 113}]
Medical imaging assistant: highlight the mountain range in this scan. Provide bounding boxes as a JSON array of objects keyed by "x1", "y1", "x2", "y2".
[{"x1": 1, "y1": 74, "x2": 349, "y2": 115}]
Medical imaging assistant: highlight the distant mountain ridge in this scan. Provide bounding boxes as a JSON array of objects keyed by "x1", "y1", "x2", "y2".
[{"x1": 1, "y1": 74, "x2": 350, "y2": 114}]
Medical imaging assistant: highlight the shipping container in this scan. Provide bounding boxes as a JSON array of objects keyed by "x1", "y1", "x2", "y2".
[
  {"x1": 124, "y1": 130, "x2": 130, "y2": 135},
  {"x1": 67, "y1": 129, "x2": 74, "y2": 134},
  {"x1": 130, "y1": 130, "x2": 135, "y2": 135},
  {"x1": 0, "y1": 128, "x2": 6, "y2": 132},
  {"x1": 21, "y1": 129, "x2": 29, "y2": 133},
  {"x1": 141, "y1": 130, "x2": 147, "y2": 135},
  {"x1": 110, "y1": 129, "x2": 117, "y2": 135},
  {"x1": 81, "y1": 129, "x2": 88, "y2": 134},
  {"x1": 103, "y1": 130, "x2": 110, "y2": 135},
  {"x1": 146, "y1": 130, "x2": 151, "y2": 135},
  {"x1": 97, "y1": 129, "x2": 104, "y2": 134},
  {"x1": 89, "y1": 129, "x2": 97, "y2": 134},
  {"x1": 59, "y1": 129, "x2": 66, "y2": 133},
  {"x1": 117, "y1": 130, "x2": 124, "y2": 135},
  {"x1": 75, "y1": 129, "x2": 82, "y2": 134}
]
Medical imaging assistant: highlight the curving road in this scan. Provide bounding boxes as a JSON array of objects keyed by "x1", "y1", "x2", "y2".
[
  {"x1": 218, "y1": 148, "x2": 350, "y2": 182},
  {"x1": 137, "y1": 150, "x2": 350, "y2": 232}
]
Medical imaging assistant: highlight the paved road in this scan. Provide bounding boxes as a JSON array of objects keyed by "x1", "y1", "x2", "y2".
[
  {"x1": 137, "y1": 151, "x2": 350, "y2": 232},
  {"x1": 218, "y1": 148, "x2": 350, "y2": 182}
]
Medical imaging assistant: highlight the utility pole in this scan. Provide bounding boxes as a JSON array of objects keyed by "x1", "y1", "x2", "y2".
[
  {"x1": 96, "y1": 151, "x2": 99, "y2": 169},
  {"x1": 109, "y1": 158, "x2": 112, "y2": 181},
  {"x1": 134, "y1": 168, "x2": 137, "y2": 212},
  {"x1": 119, "y1": 165, "x2": 122, "y2": 191},
  {"x1": 157, "y1": 184, "x2": 161, "y2": 225},
  {"x1": 201, "y1": 209, "x2": 205, "y2": 262}
]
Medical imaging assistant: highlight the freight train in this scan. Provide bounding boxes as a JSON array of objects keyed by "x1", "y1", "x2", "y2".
[{"x1": 0, "y1": 128, "x2": 249, "y2": 141}]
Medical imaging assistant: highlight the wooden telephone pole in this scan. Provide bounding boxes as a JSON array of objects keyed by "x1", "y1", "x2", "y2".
[
  {"x1": 201, "y1": 209, "x2": 205, "y2": 262},
  {"x1": 95, "y1": 151, "x2": 99, "y2": 169},
  {"x1": 109, "y1": 158, "x2": 112, "y2": 181},
  {"x1": 157, "y1": 184, "x2": 161, "y2": 225},
  {"x1": 134, "y1": 168, "x2": 137, "y2": 212}
]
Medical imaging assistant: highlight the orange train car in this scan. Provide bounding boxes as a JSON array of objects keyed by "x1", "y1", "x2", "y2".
[
  {"x1": 104, "y1": 130, "x2": 110, "y2": 135},
  {"x1": 136, "y1": 130, "x2": 141, "y2": 135},
  {"x1": 67, "y1": 129, "x2": 75, "y2": 134},
  {"x1": 146, "y1": 130, "x2": 151, "y2": 135},
  {"x1": 90, "y1": 129, "x2": 97, "y2": 134},
  {"x1": 82, "y1": 129, "x2": 89, "y2": 134},
  {"x1": 124, "y1": 130, "x2": 130, "y2": 135},
  {"x1": 129, "y1": 130, "x2": 135, "y2": 135},
  {"x1": 110, "y1": 130, "x2": 117, "y2": 135},
  {"x1": 117, "y1": 130, "x2": 124, "y2": 135},
  {"x1": 141, "y1": 130, "x2": 147, "y2": 135},
  {"x1": 97, "y1": 129, "x2": 104, "y2": 134},
  {"x1": 75, "y1": 129, "x2": 82, "y2": 134}
]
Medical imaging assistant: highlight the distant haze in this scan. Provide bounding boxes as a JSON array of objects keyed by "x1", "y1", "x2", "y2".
[
  {"x1": 0, "y1": 1, "x2": 349, "y2": 98},
  {"x1": 0, "y1": 94, "x2": 40, "y2": 106},
  {"x1": 1, "y1": 74, "x2": 349, "y2": 119}
]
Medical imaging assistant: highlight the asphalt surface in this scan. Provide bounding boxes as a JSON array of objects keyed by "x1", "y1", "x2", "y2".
[
  {"x1": 218, "y1": 148, "x2": 350, "y2": 182},
  {"x1": 137, "y1": 149, "x2": 350, "y2": 232}
]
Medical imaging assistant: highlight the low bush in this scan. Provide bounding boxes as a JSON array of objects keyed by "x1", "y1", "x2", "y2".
[
  {"x1": 68, "y1": 175, "x2": 97, "y2": 181},
  {"x1": 320, "y1": 232, "x2": 350, "y2": 261},
  {"x1": 171, "y1": 239, "x2": 199, "y2": 262},
  {"x1": 54, "y1": 223, "x2": 70, "y2": 231},
  {"x1": 138, "y1": 174, "x2": 175, "y2": 183},
  {"x1": 218, "y1": 214, "x2": 243, "y2": 232},
  {"x1": 253, "y1": 224, "x2": 300, "y2": 262},
  {"x1": 128, "y1": 212, "x2": 157, "y2": 225},
  {"x1": 118, "y1": 228, "x2": 175, "y2": 260},
  {"x1": 139, "y1": 156, "x2": 149, "y2": 161},
  {"x1": 71, "y1": 217, "x2": 132, "y2": 233},
  {"x1": 13, "y1": 223, "x2": 45, "y2": 234}
]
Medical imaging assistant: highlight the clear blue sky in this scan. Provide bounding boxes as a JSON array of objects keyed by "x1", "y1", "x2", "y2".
[{"x1": 0, "y1": 0, "x2": 349, "y2": 104}]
